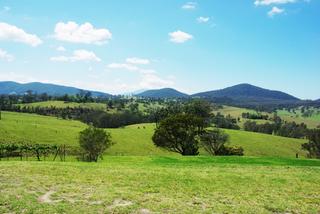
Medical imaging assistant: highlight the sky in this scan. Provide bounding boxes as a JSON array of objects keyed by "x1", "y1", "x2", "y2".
[{"x1": 0, "y1": 0, "x2": 319, "y2": 99}]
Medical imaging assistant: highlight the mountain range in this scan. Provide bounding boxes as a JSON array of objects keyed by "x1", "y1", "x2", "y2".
[
  {"x1": 0, "y1": 81, "x2": 315, "y2": 105},
  {"x1": 0, "y1": 81, "x2": 111, "y2": 97}
]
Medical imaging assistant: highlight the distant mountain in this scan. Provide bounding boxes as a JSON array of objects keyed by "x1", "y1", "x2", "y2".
[
  {"x1": 0, "y1": 81, "x2": 111, "y2": 97},
  {"x1": 192, "y1": 83, "x2": 300, "y2": 104},
  {"x1": 137, "y1": 88, "x2": 189, "y2": 98}
]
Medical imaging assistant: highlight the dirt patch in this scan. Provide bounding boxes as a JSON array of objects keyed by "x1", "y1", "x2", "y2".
[
  {"x1": 139, "y1": 208, "x2": 152, "y2": 214},
  {"x1": 38, "y1": 190, "x2": 55, "y2": 203},
  {"x1": 108, "y1": 199, "x2": 133, "y2": 209}
]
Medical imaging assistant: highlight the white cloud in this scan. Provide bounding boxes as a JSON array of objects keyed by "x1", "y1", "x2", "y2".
[
  {"x1": 182, "y1": 2, "x2": 197, "y2": 10},
  {"x1": 126, "y1": 57, "x2": 150, "y2": 65},
  {"x1": 0, "y1": 49, "x2": 14, "y2": 62},
  {"x1": 197, "y1": 17, "x2": 210, "y2": 23},
  {"x1": 53, "y1": 21, "x2": 112, "y2": 45},
  {"x1": 139, "y1": 73, "x2": 174, "y2": 89},
  {"x1": 169, "y1": 30, "x2": 193, "y2": 43},
  {"x1": 254, "y1": 0, "x2": 296, "y2": 6},
  {"x1": 268, "y1": 6, "x2": 285, "y2": 16},
  {"x1": 0, "y1": 22, "x2": 42, "y2": 47},
  {"x1": 50, "y1": 49, "x2": 101, "y2": 62},
  {"x1": 56, "y1": 46, "x2": 66, "y2": 51}
]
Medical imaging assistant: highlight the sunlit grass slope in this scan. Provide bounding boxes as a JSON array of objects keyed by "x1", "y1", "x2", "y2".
[
  {"x1": 0, "y1": 156, "x2": 320, "y2": 213},
  {"x1": 0, "y1": 112, "x2": 308, "y2": 157}
]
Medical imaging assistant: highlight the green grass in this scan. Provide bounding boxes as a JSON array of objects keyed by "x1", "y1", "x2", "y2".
[
  {"x1": 0, "y1": 111, "x2": 86, "y2": 145},
  {"x1": 18, "y1": 100, "x2": 107, "y2": 111},
  {"x1": 0, "y1": 111, "x2": 308, "y2": 158},
  {"x1": 0, "y1": 156, "x2": 320, "y2": 213},
  {"x1": 277, "y1": 107, "x2": 320, "y2": 128}
]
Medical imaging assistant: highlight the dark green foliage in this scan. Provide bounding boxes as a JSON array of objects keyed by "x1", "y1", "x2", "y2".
[
  {"x1": 244, "y1": 121, "x2": 275, "y2": 135},
  {"x1": 152, "y1": 114, "x2": 205, "y2": 156},
  {"x1": 79, "y1": 126, "x2": 113, "y2": 162},
  {"x1": 211, "y1": 113, "x2": 240, "y2": 130},
  {"x1": 185, "y1": 99, "x2": 213, "y2": 124},
  {"x1": 276, "y1": 122, "x2": 308, "y2": 139},
  {"x1": 200, "y1": 129, "x2": 244, "y2": 156},
  {"x1": 242, "y1": 112, "x2": 269, "y2": 120},
  {"x1": 302, "y1": 129, "x2": 320, "y2": 158}
]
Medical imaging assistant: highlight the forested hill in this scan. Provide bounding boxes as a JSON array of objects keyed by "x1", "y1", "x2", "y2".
[
  {"x1": 192, "y1": 83, "x2": 300, "y2": 103},
  {"x1": 137, "y1": 88, "x2": 189, "y2": 98},
  {"x1": 0, "y1": 81, "x2": 111, "y2": 97}
]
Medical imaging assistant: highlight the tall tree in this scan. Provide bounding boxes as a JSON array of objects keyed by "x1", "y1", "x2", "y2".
[{"x1": 152, "y1": 114, "x2": 205, "y2": 156}]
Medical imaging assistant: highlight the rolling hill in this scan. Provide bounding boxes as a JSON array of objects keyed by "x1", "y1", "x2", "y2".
[
  {"x1": 193, "y1": 83, "x2": 299, "y2": 100},
  {"x1": 192, "y1": 83, "x2": 300, "y2": 104},
  {"x1": 137, "y1": 88, "x2": 189, "y2": 98},
  {"x1": 0, "y1": 81, "x2": 111, "y2": 97},
  {"x1": 0, "y1": 111, "x2": 307, "y2": 157}
]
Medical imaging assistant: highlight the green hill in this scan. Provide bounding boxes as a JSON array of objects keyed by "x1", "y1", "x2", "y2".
[
  {"x1": 0, "y1": 81, "x2": 111, "y2": 97},
  {"x1": 18, "y1": 101, "x2": 107, "y2": 111},
  {"x1": 0, "y1": 111, "x2": 308, "y2": 158},
  {"x1": 137, "y1": 88, "x2": 189, "y2": 98}
]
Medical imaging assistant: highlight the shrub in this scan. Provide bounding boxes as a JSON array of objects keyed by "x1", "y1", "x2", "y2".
[{"x1": 79, "y1": 126, "x2": 113, "y2": 162}]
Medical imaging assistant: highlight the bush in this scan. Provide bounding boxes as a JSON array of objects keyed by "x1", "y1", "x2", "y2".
[
  {"x1": 302, "y1": 129, "x2": 320, "y2": 158},
  {"x1": 200, "y1": 129, "x2": 244, "y2": 156},
  {"x1": 79, "y1": 126, "x2": 113, "y2": 162}
]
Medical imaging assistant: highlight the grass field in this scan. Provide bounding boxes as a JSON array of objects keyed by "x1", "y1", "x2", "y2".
[
  {"x1": 17, "y1": 100, "x2": 164, "y2": 114},
  {"x1": 17, "y1": 100, "x2": 108, "y2": 111},
  {"x1": 0, "y1": 111, "x2": 308, "y2": 158},
  {"x1": 277, "y1": 108, "x2": 320, "y2": 129},
  {"x1": 1, "y1": 156, "x2": 320, "y2": 213}
]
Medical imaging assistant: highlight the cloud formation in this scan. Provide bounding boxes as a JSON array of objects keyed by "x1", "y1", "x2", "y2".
[
  {"x1": 0, "y1": 49, "x2": 14, "y2": 61},
  {"x1": 182, "y1": 2, "x2": 197, "y2": 10},
  {"x1": 0, "y1": 22, "x2": 42, "y2": 46},
  {"x1": 126, "y1": 57, "x2": 150, "y2": 65},
  {"x1": 53, "y1": 21, "x2": 112, "y2": 45},
  {"x1": 197, "y1": 17, "x2": 210, "y2": 23},
  {"x1": 254, "y1": 0, "x2": 296, "y2": 6},
  {"x1": 268, "y1": 6, "x2": 285, "y2": 16},
  {"x1": 50, "y1": 49, "x2": 101, "y2": 62},
  {"x1": 56, "y1": 46, "x2": 66, "y2": 51},
  {"x1": 169, "y1": 30, "x2": 193, "y2": 43}
]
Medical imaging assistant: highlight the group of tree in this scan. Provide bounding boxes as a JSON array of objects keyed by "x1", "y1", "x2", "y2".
[
  {"x1": 243, "y1": 115, "x2": 309, "y2": 139},
  {"x1": 151, "y1": 100, "x2": 244, "y2": 156},
  {"x1": 242, "y1": 112, "x2": 269, "y2": 120},
  {"x1": 211, "y1": 113, "x2": 240, "y2": 130}
]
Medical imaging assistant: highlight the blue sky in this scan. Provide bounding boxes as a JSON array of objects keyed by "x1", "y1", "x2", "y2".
[{"x1": 0, "y1": 0, "x2": 319, "y2": 99}]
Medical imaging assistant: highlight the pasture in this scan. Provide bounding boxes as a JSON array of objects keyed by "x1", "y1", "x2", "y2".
[{"x1": 1, "y1": 156, "x2": 320, "y2": 213}]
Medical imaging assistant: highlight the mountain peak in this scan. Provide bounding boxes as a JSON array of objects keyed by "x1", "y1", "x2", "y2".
[
  {"x1": 193, "y1": 83, "x2": 299, "y2": 103},
  {"x1": 137, "y1": 88, "x2": 189, "y2": 98}
]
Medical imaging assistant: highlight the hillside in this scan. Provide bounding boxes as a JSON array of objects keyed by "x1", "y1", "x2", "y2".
[
  {"x1": 137, "y1": 88, "x2": 189, "y2": 98},
  {"x1": 0, "y1": 81, "x2": 111, "y2": 97},
  {"x1": 193, "y1": 83, "x2": 300, "y2": 104},
  {"x1": 0, "y1": 111, "x2": 307, "y2": 157}
]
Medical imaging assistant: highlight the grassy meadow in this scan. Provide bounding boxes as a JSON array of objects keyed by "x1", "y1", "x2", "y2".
[
  {"x1": 0, "y1": 111, "x2": 307, "y2": 157},
  {"x1": 1, "y1": 156, "x2": 320, "y2": 213}
]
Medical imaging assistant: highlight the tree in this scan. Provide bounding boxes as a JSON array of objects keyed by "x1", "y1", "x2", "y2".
[
  {"x1": 200, "y1": 129, "x2": 244, "y2": 156},
  {"x1": 79, "y1": 126, "x2": 113, "y2": 162},
  {"x1": 185, "y1": 99, "x2": 212, "y2": 121},
  {"x1": 302, "y1": 129, "x2": 320, "y2": 158},
  {"x1": 152, "y1": 114, "x2": 205, "y2": 156},
  {"x1": 200, "y1": 129, "x2": 229, "y2": 155}
]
